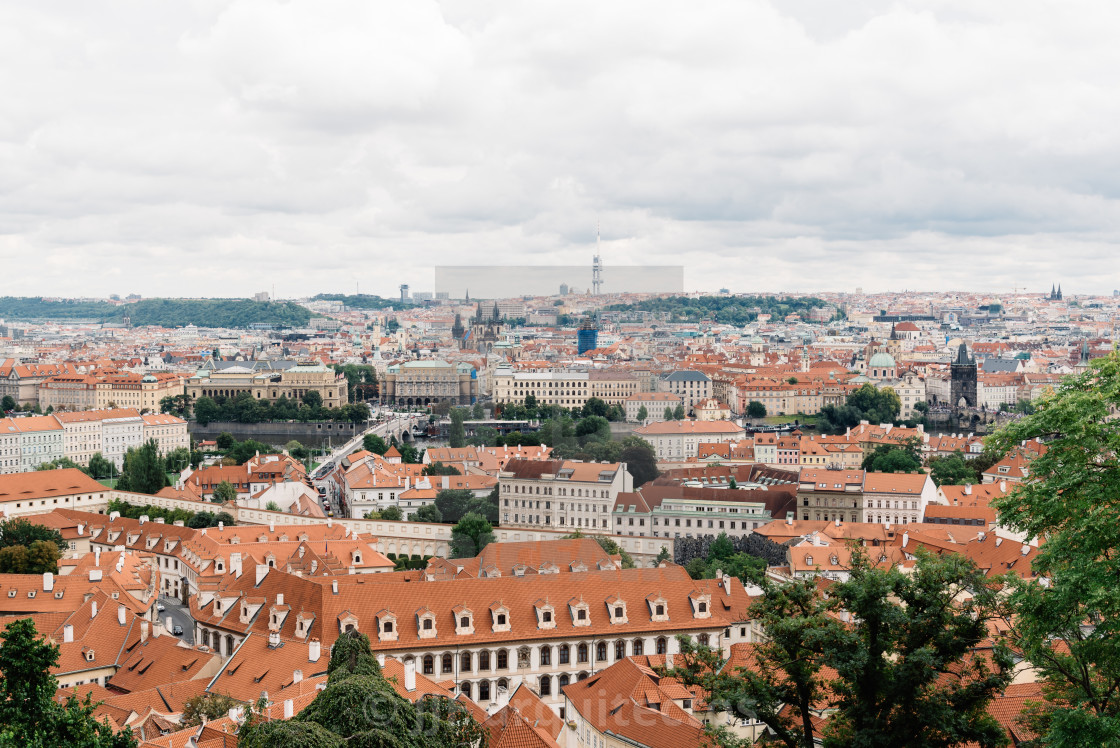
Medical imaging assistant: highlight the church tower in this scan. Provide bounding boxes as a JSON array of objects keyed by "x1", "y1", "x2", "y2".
[{"x1": 949, "y1": 342, "x2": 977, "y2": 411}]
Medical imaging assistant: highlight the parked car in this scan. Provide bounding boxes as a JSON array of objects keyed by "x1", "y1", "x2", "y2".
[
  {"x1": 156, "y1": 602, "x2": 165, "y2": 612},
  {"x1": 172, "y1": 624, "x2": 183, "y2": 636}
]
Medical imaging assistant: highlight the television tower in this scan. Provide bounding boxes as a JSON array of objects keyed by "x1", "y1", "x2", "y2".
[{"x1": 592, "y1": 222, "x2": 603, "y2": 295}]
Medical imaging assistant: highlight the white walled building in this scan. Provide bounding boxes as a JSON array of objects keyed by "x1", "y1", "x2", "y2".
[
  {"x1": 633, "y1": 420, "x2": 746, "y2": 461},
  {"x1": 499, "y1": 458, "x2": 634, "y2": 531}
]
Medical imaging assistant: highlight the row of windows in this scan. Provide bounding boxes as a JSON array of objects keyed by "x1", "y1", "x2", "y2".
[{"x1": 417, "y1": 637, "x2": 672, "y2": 678}]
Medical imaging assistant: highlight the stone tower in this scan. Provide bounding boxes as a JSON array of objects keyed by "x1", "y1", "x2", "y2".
[{"x1": 949, "y1": 342, "x2": 977, "y2": 411}]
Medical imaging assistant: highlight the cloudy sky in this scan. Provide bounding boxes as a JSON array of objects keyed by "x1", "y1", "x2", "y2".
[{"x1": 2, "y1": 0, "x2": 1118, "y2": 299}]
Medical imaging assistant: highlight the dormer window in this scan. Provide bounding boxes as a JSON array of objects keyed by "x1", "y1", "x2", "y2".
[
  {"x1": 491, "y1": 603, "x2": 511, "y2": 633},
  {"x1": 534, "y1": 599, "x2": 556, "y2": 630},
  {"x1": 416, "y1": 607, "x2": 437, "y2": 639},
  {"x1": 454, "y1": 605, "x2": 475, "y2": 635},
  {"x1": 689, "y1": 592, "x2": 712, "y2": 620},
  {"x1": 647, "y1": 595, "x2": 669, "y2": 622},
  {"x1": 375, "y1": 609, "x2": 397, "y2": 642}
]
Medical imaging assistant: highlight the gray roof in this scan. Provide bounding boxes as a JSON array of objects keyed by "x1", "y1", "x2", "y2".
[
  {"x1": 663, "y1": 370, "x2": 711, "y2": 382},
  {"x1": 982, "y1": 359, "x2": 1019, "y2": 373}
]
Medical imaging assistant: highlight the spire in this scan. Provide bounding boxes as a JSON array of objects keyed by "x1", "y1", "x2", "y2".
[
  {"x1": 1051, "y1": 283, "x2": 1055, "y2": 299},
  {"x1": 1057, "y1": 284, "x2": 1062, "y2": 300}
]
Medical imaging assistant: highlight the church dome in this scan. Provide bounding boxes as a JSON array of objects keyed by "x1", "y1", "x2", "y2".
[{"x1": 868, "y1": 352, "x2": 896, "y2": 369}]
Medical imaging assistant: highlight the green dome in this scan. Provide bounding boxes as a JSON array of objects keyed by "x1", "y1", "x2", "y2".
[{"x1": 868, "y1": 352, "x2": 896, "y2": 368}]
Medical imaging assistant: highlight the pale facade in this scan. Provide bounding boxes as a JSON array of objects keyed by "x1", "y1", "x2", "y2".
[
  {"x1": 188, "y1": 361, "x2": 347, "y2": 409},
  {"x1": 493, "y1": 368, "x2": 639, "y2": 409},
  {"x1": 659, "y1": 371, "x2": 712, "y2": 411},
  {"x1": 623, "y1": 392, "x2": 681, "y2": 425},
  {"x1": 633, "y1": 420, "x2": 746, "y2": 460},
  {"x1": 380, "y1": 360, "x2": 477, "y2": 407},
  {"x1": 142, "y1": 414, "x2": 190, "y2": 459},
  {"x1": 500, "y1": 459, "x2": 634, "y2": 531}
]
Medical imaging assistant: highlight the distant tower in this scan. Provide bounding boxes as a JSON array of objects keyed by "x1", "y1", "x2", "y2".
[
  {"x1": 1057, "y1": 284, "x2": 1062, "y2": 300},
  {"x1": 592, "y1": 223, "x2": 603, "y2": 295},
  {"x1": 578, "y1": 316, "x2": 599, "y2": 355},
  {"x1": 950, "y1": 342, "x2": 978, "y2": 412},
  {"x1": 399, "y1": 284, "x2": 409, "y2": 303}
]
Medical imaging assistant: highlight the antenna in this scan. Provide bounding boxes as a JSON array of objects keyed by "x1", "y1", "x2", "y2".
[{"x1": 592, "y1": 220, "x2": 603, "y2": 295}]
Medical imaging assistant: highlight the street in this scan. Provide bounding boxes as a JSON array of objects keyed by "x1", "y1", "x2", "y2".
[{"x1": 157, "y1": 593, "x2": 195, "y2": 645}]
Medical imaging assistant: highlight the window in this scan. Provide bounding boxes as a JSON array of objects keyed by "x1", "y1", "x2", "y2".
[
  {"x1": 632, "y1": 639, "x2": 644, "y2": 656},
  {"x1": 479, "y1": 680, "x2": 491, "y2": 700},
  {"x1": 596, "y1": 642, "x2": 607, "y2": 661},
  {"x1": 423, "y1": 655, "x2": 434, "y2": 675},
  {"x1": 559, "y1": 645, "x2": 570, "y2": 664},
  {"x1": 461, "y1": 652, "x2": 471, "y2": 672},
  {"x1": 442, "y1": 654, "x2": 453, "y2": 673},
  {"x1": 497, "y1": 650, "x2": 508, "y2": 669},
  {"x1": 577, "y1": 644, "x2": 588, "y2": 663},
  {"x1": 480, "y1": 651, "x2": 491, "y2": 670},
  {"x1": 614, "y1": 606, "x2": 623, "y2": 618},
  {"x1": 559, "y1": 674, "x2": 570, "y2": 688},
  {"x1": 615, "y1": 640, "x2": 626, "y2": 660},
  {"x1": 542, "y1": 610, "x2": 552, "y2": 623},
  {"x1": 656, "y1": 637, "x2": 667, "y2": 654},
  {"x1": 698, "y1": 601, "x2": 707, "y2": 613},
  {"x1": 423, "y1": 618, "x2": 433, "y2": 630},
  {"x1": 541, "y1": 646, "x2": 551, "y2": 666},
  {"x1": 460, "y1": 616, "x2": 469, "y2": 628},
  {"x1": 577, "y1": 609, "x2": 586, "y2": 621},
  {"x1": 497, "y1": 613, "x2": 506, "y2": 625},
  {"x1": 698, "y1": 634, "x2": 710, "y2": 646},
  {"x1": 460, "y1": 682, "x2": 471, "y2": 698},
  {"x1": 656, "y1": 604, "x2": 665, "y2": 616}
]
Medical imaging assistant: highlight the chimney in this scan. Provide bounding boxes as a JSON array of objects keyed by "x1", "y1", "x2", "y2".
[
  {"x1": 90, "y1": 600, "x2": 98, "y2": 618},
  {"x1": 964, "y1": 484, "x2": 972, "y2": 495},
  {"x1": 327, "y1": 518, "x2": 332, "y2": 528},
  {"x1": 902, "y1": 531, "x2": 909, "y2": 548},
  {"x1": 94, "y1": 548, "x2": 101, "y2": 567},
  {"x1": 230, "y1": 553, "x2": 242, "y2": 578},
  {"x1": 665, "y1": 652, "x2": 674, "y2": 669},
  {"x1": 292, "y1": 669, "x2": 303, "y2": 684},
  {"x1": 1021, "y1": 544, "x2": 1030, "y2": 556},
  {"x1": 1000, "y1": 480, "x2": 1007, "y2": 492},
  {"x1": 331, "y1": 580, "x2": 338, "y2": 594},
  {"x1": 269, "y1": 522, "x2": 275, "y2": 532},
  {"x1": 276, "y1": 593, "x2": 285, "y2": 606},
  {"x1": 723, "y1": 574, "x2": 732, "y2": 596},
  {"x1": 118, "y1": 605, "x2": 127, "y2": 625},
  {"x1": 140, "y1": 620, "x2": 149, "y2": 642},
  {"x1": 404, "y1": 657, "x2": 416, "y2": 691},
  {"x1": 43, "y1": 572, "x2": 54, "y2": 592},
  {"x1": 442, "y1": 475, "x2": 449, "y2": 489},
  {"x1": 496, "y1": 684, "x2": 511, "y2": 709},
  {"x1": 218, "y1": 521, "x2": 224, "y2": 531},
  {"x1": 109, "y1": 511, "x2": 120, "y2": 521},
  {"x1": 256, "y1": 564, "x2": 269, "y2": 585},
  {"x1": 139, "y1": 515, "x2": 147, "y2": 525},
  {"x1": 308, "y1": 638, "x2": 321, "y2": 662},
  {"x1": 977, "y1": 531, "x2": 986, "y2": 542},
  {"x1": 376, "y1": 653, "x2": 385, "y2": 667},
  {"x1": 269, "y1": 631, "x2": 281, "y2": 648},
  {"x1": 786, "y1": 513, "x2": 793, "y2": 526},
  {"x1": 283, "y1": 699, "x2": 294, "y2": 720},
  {"x1": 834, "y1": 517, "x2": 841, "y2": 527},
  {"x1": 115, "y1": 556, "x2": 124, "y2": 574},
  {"x1": 77, "y1": 523, "x2": 85, "y2": 536}
]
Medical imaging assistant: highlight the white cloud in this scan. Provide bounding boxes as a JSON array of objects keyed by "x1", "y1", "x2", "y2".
[{"x1": 1, "y1": 0, "x2": 1119, "y2": 298}]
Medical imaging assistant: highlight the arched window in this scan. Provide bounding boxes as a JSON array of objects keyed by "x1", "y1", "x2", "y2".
[
  {"x1": 442, "y1": 653, "x2": 453, "y2": 673},
  {"x1": 497, "y1": 650, "x2": 508, "y2": 669},
  {"x1": 656, "y1": 637, "x2": 667, "y2": 655},
  {"x1": 540, "y1": 675, "x2": 552, "y2": 696},
  {"x1": 632, "y1": 639, "x2": 644, "y2": 656},
  {"x1": 497, "y1": 678, "x2": 508, "y2": 691},
  {"x1": 596, "y1": 642, "x2": 607, "y2": 662},
  {"x1": 479, "y1": 680, "x2": 491, "y2": 701},
  {"x1": 577, "y1": 671, "x2": 589, "y2": 681},
  {"x1": 559, "y1": 673, "x2": 570, "y2": 688},
  {"x1": 461, "y1": 652, "x2": 471, "y2": 672},
  {"x1": 423, "y1": 655, "x2": 434, "y2": 675},
  {"x1": 577, "y1": 643, "x2": 588, "y2": 663},
  {"x1": 559, "y1": 645, "x2": 570, "y2": 664},
  {"x1": 480, "y1": 651, "x2": 490, "y2": 670},
  {"x1": 698, "y1": 634, "x2": 710, "y2": 646},
  {"x1": 615, "y1": 640, "x2": 626, "y2": 660},
  {"x1": 460, "y1": 682, "x2": 471, "y2": 698},
  {"x1": 540, "y1": 646, "x2": 551, "y2": 666}
]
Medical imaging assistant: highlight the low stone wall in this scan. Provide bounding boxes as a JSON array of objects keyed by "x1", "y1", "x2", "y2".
[{"x1": 188, "y1": 420, "x2": 367, "y2": 448}]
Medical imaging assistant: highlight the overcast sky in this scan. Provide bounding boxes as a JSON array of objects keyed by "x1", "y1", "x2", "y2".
[{"x1": 2, "y1": 1, "x2": 1118, "y2": 299}]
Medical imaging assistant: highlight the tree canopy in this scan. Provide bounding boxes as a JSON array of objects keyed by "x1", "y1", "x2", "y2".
[
  {"x1": 819, "y1": 384, "x2": 902, "y2": 433},
  {"x1": 988, "y1": 353, "x2": 1120, "y2": 746},
  {"x1": 450, "y1": 512, "x2": 495, "y2": 557},
  {"x1": 0, "y1": 296, "x2": 311, "y2": 328},
  {"x1": 0, "y1": 617, "x2": 137, "y2": 747}
]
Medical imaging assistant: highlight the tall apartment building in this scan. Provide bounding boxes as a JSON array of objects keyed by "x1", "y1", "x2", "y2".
[
  {"x1": 1, "y1": 416, "x2": 65, "y2": 473},
  {"x1": 499, "y1": 458, "x2": 634, "y2": 531},
  {"x1": 797, "y1": 468, "x2": 936, "y2": 526}
]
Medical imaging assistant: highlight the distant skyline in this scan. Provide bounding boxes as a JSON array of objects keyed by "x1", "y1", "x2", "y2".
[{"x1": 2, "y1": 2, "x2": 1120, "y2": 297}]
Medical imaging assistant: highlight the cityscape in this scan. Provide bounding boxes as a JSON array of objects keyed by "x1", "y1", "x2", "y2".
[{"x1": 2, "y1": 2, "x2": 1120, "y2": 748}]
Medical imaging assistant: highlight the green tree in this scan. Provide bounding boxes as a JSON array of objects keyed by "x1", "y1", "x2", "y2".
[
  {"x1": 575, "y1": 415, "x2": 610, "y2": 442},
  {"x1": 114, "y1": 440, "x2": 171, "y2": 495},
  {"x1": 673, "y1": 403, "x2": 686, "y2": 420},
  {"x1": 471, "y1": 402, "x2": 485, "y2": 419},
  {"x1": 26, "y1": 540, "x2": 61, "y2": 574},
  {"x1": 362, "y1": 433, "x2": 388, "y2": 455},
  {"x1": 422, "y1": 461, "x2": 461, "y2": 476},
  {"x1": 0, "y1": 395, "x2": 15, "y2": 412},
  {"x1": 398, "y1": 443, "x2": 421, "y2": 463},
  {"x1": 0, "y1": 545, "x2": 29, "y2": 574},
  {"x1": 182, "y1": 692, "x2": 246, "y2": 728},
  {"x1": 928, "y1": 451, "x2": 977, "y2": 487},
  {"x1": 655, "y1": 546, "x2": 672, "y2": 565},
  {"x1": 591, "y1": 536, "x2": 636, "y2": 569},
  {"x1": 449, "y1": 407, "x2": 467, "y2": 448},
  {"x1": 988, "y1": 353, "x2": 1120, "y2": 746},
  {"x1": 302, "y1": 390, "x2": 323, "y2": 409},
  {"x1": 193, "y1": 396, "x2": 221, "y2": 426},
  {"x1": 414, "y1": 504, "x2": 442, "y2": 523},
  {"x1": 0, "y1": 618, "x2": 137, "y2": 747},
  {"x1": 620, "y1": 436, "x2": 659, "y2": 487},
  {"x1": 636, "y1": 405, "x2": 648, "y2": 423},
  {"x1": 450, "y1": 512, "x2": 495, "y2": 557},
  {"x1": 240, "y1": 630, "x2": 483, "y2": 748},
  {"x1": 435, "y1": 489, "x2": 474, "y2": 524},
  {"x1": 664, "y1": 406, "x2": 674, "y2": 420},
  {"x1": 215, "y1": 431, "x2": 236, "y2": 449},
  {"x1": 582, "y1": 397, "x2": 610, "y2": 419},
  {"x1": 379, "y1": 506, "x2": 403, "y2": 521},
  {"x1": 861, "y1": 437, "x2": 923, "y2": 473},
  {"x1": 265, "y1": 501, "x2": 281, "y2": 512},
  {"x1": 211, "y1": 480, "x2": 237, "y2": 504},
  {"x1": 227, "y1": 439, "x2": 272, "y2": 465},
  {"x1": 747, "y1": 400, "x2": 767, "y2": 419},
  {"x1": 708, "y1": 532, "x2": 735, "y2": 561},
  {"x1": 666, "y1": 550, "x2": 1012, "y2": 748},
  {"x1": 0, "y1": 517, "x2": 66, "y2": 552}
]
